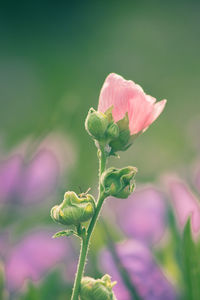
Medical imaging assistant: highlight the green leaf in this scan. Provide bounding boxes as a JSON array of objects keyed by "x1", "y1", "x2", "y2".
[
  {"x1": 52, "y1": 230, "x2": 75, "y2": 238},
  {"x1": 181, "y1": 218, "x2": 200, "y2": 300}
]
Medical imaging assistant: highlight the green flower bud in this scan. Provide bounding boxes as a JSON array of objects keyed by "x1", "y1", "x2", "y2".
[
  {"x1": 80, "y1": 274, "x2": 117, "y2": 300},
  {"x1": 85, "y1": 108, "x2": 109, "y2": 140},
  {"x1": 51, "y1": 191, "x2": 95, "y2": 226},
  {"x1": 106, "y1": 122, "x2": 119, "y2": 139},
  {"x1": 101, "y1": 166, "x2": 137, "y2": 198}
]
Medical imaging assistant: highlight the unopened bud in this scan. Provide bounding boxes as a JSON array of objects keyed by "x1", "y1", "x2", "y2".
[
  {"x1": 80, "y1": 274, "x2": 117, "y2": 300},
  {"x1": 51, "y1": 191, "x2": 95, "y2": 226},
  {"x1": 85, "y1": 108, "x2": 108, "y2": 140},
  {"x1": 101, "y1": 166, "x2": 137, "y2": 198}
]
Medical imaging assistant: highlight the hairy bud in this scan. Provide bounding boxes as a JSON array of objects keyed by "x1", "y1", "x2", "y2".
[
  {"x1": 51, "y1": 191, "x2": 95, "y2": 226},
  {"x1": 80, "y1": 274, "x2": 117, "y2": 300},
  {"x1": 85, "y1": 108, "x2": 109, "y2": 140},
  {"x1": 101, "y1": 166, "x2": 137, "y2": 198}
]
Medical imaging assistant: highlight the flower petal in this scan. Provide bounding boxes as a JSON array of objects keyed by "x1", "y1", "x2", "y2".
[
  {"x1": 98, "y1": 73, "x2": 142, "y2": 122},
  {"x1": 128, "y1": 95, "x2": 154, "y2": 134},
  {"x1": 168, "y1": 178, "x2": 200, "y2": 238}
]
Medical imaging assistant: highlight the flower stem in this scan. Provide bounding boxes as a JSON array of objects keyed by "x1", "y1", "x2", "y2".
[
  {"x1": 70, "y1": 147, "x2": 107, "y2": 300},
  {"x1": 70, "y1": 237, "x2": 87, "y2": 300}
]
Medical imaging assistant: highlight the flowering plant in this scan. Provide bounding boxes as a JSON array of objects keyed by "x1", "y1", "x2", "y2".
[{"x1": 51, "y1": 73, "x2": 166, "y2": 300}]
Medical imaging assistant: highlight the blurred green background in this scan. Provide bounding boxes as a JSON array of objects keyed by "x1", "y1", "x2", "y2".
[{"x1": 0, "y1": 0, "x2": 200, "y2": 189}]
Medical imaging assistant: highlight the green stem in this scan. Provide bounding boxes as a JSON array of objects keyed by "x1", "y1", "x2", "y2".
[
  {"x1": 71, "y1": 147, "x2": 107, "y2": 300},
  {"x1": 70, "y1": 237, "x2": 87, "y2": 300}
]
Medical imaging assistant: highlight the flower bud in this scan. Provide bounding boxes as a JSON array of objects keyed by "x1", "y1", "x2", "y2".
[
  {"x1": 101, "y1": 166, "x2": 137, "y2": 198},
  {"x1": 80, "y1": 274, "x2": 117, "y2": 300},
  {"x1": 85, "y1": 108, "x2": 109, "y2": 140},
  {"x1": 51, "y1": 191, "x2": 95, "y2": 226}
]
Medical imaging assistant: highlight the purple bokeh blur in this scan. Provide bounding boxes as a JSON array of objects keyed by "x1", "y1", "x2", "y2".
[
  {"x1": 107, "y1": 186, "x2": 166, "y2": 245},
  {"x1": 0, "y1": 155, "x2": 22, "y2": 203},
  {"x1": 100, "y1": 240, "x2": 176, "y2": 300},
  {"x1": 0, "y1": 134, "x2": 77, "y2": 294},
  {"x1": 167, "y1": 177, "x2": 200, "y2": 238},
  {"x1": 0, "y1": 150, "x2": 59, "y2": 204},
  {"x1": 5, "y1": 229, "x2": 75, "y2": 291}
]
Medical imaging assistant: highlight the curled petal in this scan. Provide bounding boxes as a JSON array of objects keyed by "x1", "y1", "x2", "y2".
[
  {"x1": 98, "y1": 73, "x2": 167, "y2": 136},
  {"x1": 98, "y1": 73, "x2": 142, "y2": 123}
]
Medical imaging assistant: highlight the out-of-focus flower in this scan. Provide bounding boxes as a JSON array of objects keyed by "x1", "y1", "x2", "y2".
[
  {"x1": 106, "y1": 186, "x2": 166, "y2": 245},
  {"x1": 98, "y1": 73, "x2": 166, "y2": 136},
  {"x1": 5, "y1": 230, "x2": 73, "y2": 291},
  {"x1": 167, "y1": 177, "x2": 200, "y2": 238},
  {"x1": 20, "y1": 150, "x2": 59, "y2": 203},
  {"x1": 0, "y1": 155, "x2": 22, "y2": 203},
  {"x1": 0, "y1": 132, "x2": 76, "y2": 204},
  {"x1": 100, "y1": 240, "x2": 176, "y2": 300},
  {"x1": 0, "y1": 150, "x2": 59, "y2": 204}
]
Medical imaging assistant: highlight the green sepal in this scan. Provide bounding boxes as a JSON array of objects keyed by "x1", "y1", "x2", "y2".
[
  {"x1": 104, "y1": 106, "x2": 114, "y2": 123},
  {"x1": 52, "y1": 230, "x2": 76, "y2": 238},
  {"x1": 108, "y1": 113, "x2": 132, "y2": 155}
]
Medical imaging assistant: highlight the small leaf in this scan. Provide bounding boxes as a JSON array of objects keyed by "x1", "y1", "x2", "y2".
[
  {"x1": 52, "y1": 230, "x2": 75, "y2": 238},
  {"x1": 181, "y1": 218, "x2": 200, "y2": 300}
]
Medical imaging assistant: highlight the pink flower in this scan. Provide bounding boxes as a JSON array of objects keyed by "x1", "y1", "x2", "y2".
[
  {"x1": 98, "y1": 73, "x2": 166, "y2": 135},
  {"x1": 167, "y1": 177, "x2": 200, "y2": 238}
]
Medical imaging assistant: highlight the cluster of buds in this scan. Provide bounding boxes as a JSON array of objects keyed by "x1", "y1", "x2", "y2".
[
  {"x1": 50, "y1": 73, "x2": 167, "y2": 300},
  {"x1": 85, "y1": 107, "x2": 131, "y2": 155},
  {"x1": 51, "y1": 191, "x2": 95, "y2": 226},
  {"x1": 80, "y1": 274, "x2": 117, "y2": 300}
]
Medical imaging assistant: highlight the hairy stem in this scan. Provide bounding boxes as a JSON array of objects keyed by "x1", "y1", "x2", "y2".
[
  {"x1": 70, "y1": 237, "x2": 87, "y2": 300},
  {"x1": 71, "y1": 147, "x2": 107, "y2": 300}
]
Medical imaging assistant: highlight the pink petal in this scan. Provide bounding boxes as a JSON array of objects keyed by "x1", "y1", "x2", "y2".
[
  {"x1": 128, "y1": 95, "x2": 154, "y2": 135},
  {"x1": 98, "y1": 73, "x2": 143, "y2": 122},
  {"x1": 168, "y1": 178, "x2": 200, "y2": 237},
  {"x1": 98, "y1": 73, "x2": 167, "y2": 136},
  {"x1": 141, "y1": 99, "x2": 167, "y2": 133}
]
